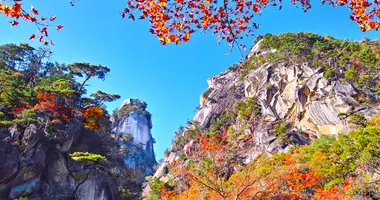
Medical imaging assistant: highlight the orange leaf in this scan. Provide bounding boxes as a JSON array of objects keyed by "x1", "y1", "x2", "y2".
[
  {"x1": 369, "y1": 22, "x2": 377, "y2": 29},
  {"x1": 183, "y1": 31, "x2": 191, "y2": 42}
]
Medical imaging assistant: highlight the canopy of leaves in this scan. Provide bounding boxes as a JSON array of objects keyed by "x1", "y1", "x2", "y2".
[
  {"x1": 1, "y1": 0, "x2": 378, "y2": 47},
  {"x1": 90, "y1": 90, "x2": 121, "y2": 106},
  {"x1": 0, "y1": 43, "x2": 114, "y2": 131}
]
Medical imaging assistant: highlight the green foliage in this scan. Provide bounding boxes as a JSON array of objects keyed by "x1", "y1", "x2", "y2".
[
  {"x1": 376, "y1": 82, "x2": 380, "y2": 94},
  {"x1": 294, "y1": 115, "x2": 380, "y2": 192},
  {"x1": 0, "y1": 108, "x2": 37, "y2": 126},
  {"x1": 117, "y1": 106, "x2": 134, "y2": 119},
  {"x1": 323, "y1": 67, "x2": 335, "y2": 78},
  {"x1": 344, "y1": 68, "x2": 356, "y2": 80},
  {"x1": 235, "y1": 98, "x2": 260, "y2": 121},
  {"x1": 249, "y1": 33, "x2": 380, "y2": 92},
  {"x1": 241, "y1": 55, "x2": 265, "y2": 79},
  {"x1": 0, "y1": 69, "x2": 31, "y2": 109},
  {"x1": 70, "y1": 152, "x2": 106, "y2": 162},
  {"x1": 45, "y1": 122, "x2": 57, "y2": 136},
  {"x1": 275, "y1": 121, "x2": 289, "y2": 142},
  {"x1": 118, "y1": 187, "x2": 133, "y2": 197},
  {"x1": 209, "y1": 110, "x2": 236, "y2": 133},
  {"x1": 146, "y1": 176, "x2": 165, "y2": 200},
  {"x1": 347, "y1": 113, "x2": 365, "y2": 125},
  {"x1": 174, "y1": 136, "x2": 186, "y2": 146},
  {"x1": 19, "y1": 197, "x2": 29, "y2": 200},
  {"x1": 121, "y1": 134, "x2": 134, "y2": 143},
  {"x1": 69, "y1": 62, "x2": 110, "y2": 80},
  {"x1": 202, "y1": 87, "x2": 214, "y2": 99},
  {"x1": 0, "y1": 43, "x2": 118, "y2": 129},
  {"x1": 35, "y1": 78, "x2": 76, "y2": 94},
  {"x1": 90, "y1": 90, "x2": 121, "y2": 106},
  {"x1": 114, "y1": 99, "x2": 152, "y2": 128}
]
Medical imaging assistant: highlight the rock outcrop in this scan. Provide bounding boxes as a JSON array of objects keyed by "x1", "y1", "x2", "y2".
[
  {"x1": 146, "y1": 33, "x2": 380, "y2": 198},
  {"x1": 0, "y1": 98, "x2": 157, "y2": 200},
  {"x1": 112, "y1": 98, "x2": 156, "y2": 181}
]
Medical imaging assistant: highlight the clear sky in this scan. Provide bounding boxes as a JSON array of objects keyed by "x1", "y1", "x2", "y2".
[{"x1": 1, "y1": 0, "x2": 378, "y2": 160}]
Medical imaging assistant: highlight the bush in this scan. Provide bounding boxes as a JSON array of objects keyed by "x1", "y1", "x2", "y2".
[
  {"x1": 275, "y1": 121, "x2": 290, "y2": 142},
  {"x1": 344, "y1": 68, "x2": 356, "y2": 80},
  {"x1": 348, "y1": 113, "x2": 365, "y2": 125},
  {"x1": 70, "y1": 152, "x2": 106, "y2": 162}
]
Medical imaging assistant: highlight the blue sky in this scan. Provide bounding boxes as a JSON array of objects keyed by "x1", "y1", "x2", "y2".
[{"x1": 1, "y1": 0, "x2": 378, "y2": 160}]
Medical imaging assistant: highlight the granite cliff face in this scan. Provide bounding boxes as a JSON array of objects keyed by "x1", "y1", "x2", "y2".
[
  {"x1": 145, "y1": 33, "x2": 380, "y2": 198},
  {"x1": 112, "y1": 98, "x2": 156, "y2": 180}
]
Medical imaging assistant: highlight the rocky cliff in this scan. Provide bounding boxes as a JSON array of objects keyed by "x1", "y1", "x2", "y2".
[
  {"x1": 0, "y1": 42, "x2": 157, "y2": 199},
  {"x1": 111, "y1": 98, "x2": 156, "y2": 181},
  {"x1": 0, "y1": 97, "x2": 157, "y2": 200},
  {"x1": 144, "y1": 32, "x2": 380, "y2": 199},
  {"x1": 1, "y1": 116, "x2": 124, "y2": 200}
]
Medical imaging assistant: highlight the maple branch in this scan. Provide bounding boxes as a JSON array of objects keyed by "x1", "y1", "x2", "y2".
[{"x1": 222, "y1": 0, "x2": 244, "y2": 57}]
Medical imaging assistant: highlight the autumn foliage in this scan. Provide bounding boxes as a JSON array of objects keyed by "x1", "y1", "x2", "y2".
[
  {"x1": 1, "y1": 0, "x2": 379, "y2": 46},
  {"x1": 0, "y1": 0, "x2": 62, "y2": 46},
  {"x1": 33, "y1": 92, "x2": 72, "y2": 123},
  {"x1": 149, "y1": 114, "x2": 380, "y2": 200},
  {"x1": 0, "y1": 43, "x2": 116, "y2": 134},
  {"x1": 122, "y1": 0, "x2": 380, "y2": 46},
  {"x1": 81, "y1": 106, "x2": 105, "y2": 130}
]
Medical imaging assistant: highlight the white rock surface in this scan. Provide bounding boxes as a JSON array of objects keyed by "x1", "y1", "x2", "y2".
[{"x1": 113, "y1": 112, "x2": 151, "y2": 149}]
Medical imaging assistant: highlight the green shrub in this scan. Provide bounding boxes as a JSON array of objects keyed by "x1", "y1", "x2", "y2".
[
  {"x1": 236, "y1": 98, "x2": 261, "y2": 121},
  {"x1": 70, "y1": 152, "x2": 106, "y2": 162},
  {"x1": 323, "y1": 67, "x2": 334, "y2": 78},
  {"x1": 344, "y1": 68, "x2": 356, "y2": 80},
  {"x1": 348, "y1": 113, "x2": 365, "y2": 125},
  {"x1": 275, "y1": 121, "x2": 290, "y2": 142},
  {"x1": 202, "y1": 88, "x2": 214, "y2": 99}
]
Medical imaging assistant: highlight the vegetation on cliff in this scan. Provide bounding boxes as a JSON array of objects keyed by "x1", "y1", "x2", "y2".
[
  {"x1": 244, "y1": 32, "x2": 379, "y2": 94},
  {"x1": 145, "y1": 33, "x2": 380, "y2": 200},
  {"x1": 0, "y1": 43, "x2": 145, "y2": 199}
]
